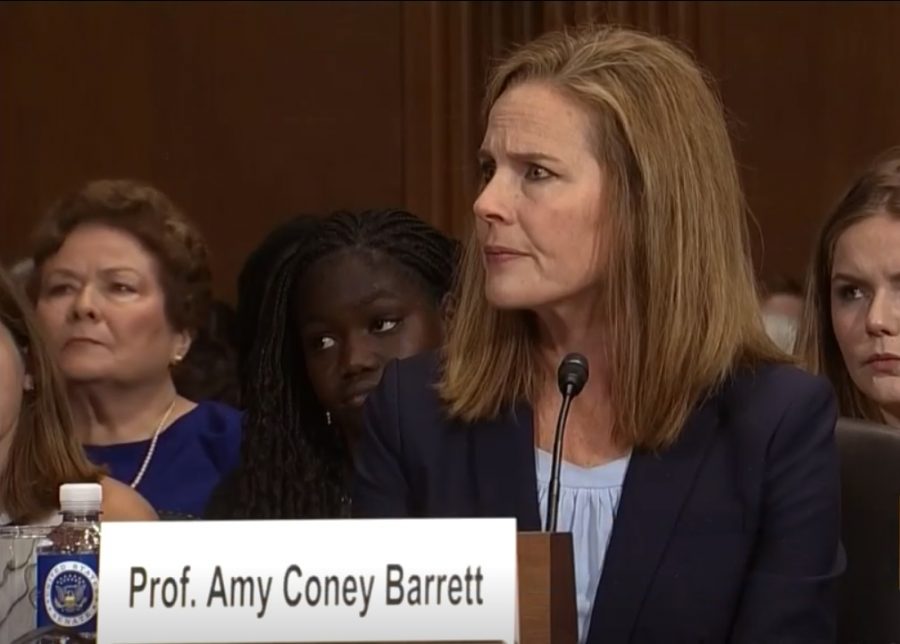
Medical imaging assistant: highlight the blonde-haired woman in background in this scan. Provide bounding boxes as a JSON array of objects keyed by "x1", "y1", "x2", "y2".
[
  {"x1": 354, "y1": 25, "x2": 842, "y2": 642},
  {"x1": 798, "y1": 147, "x2": 900, "y2": 425}
]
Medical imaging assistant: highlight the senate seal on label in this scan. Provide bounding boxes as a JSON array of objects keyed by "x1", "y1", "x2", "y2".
[{"x1": 43, "y1": 560, "x2": 99, "y2": 627}]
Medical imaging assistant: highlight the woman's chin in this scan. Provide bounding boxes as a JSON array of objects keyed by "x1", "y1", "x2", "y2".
[
  {"x1": 484, "y1": 285, "x2": 540, "y2": 311},
  {"x1": 59, "y1": 363, "x2": 114, "y2": 385}
]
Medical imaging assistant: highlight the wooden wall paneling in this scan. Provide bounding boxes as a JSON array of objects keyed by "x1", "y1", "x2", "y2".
[
  {"x1": 400, "y1": 1, "x2": 703, "y2": 239},
  {"x1": 400, "y1": 1, "x2": 493, "y2": 240},
  {"x1": 400, "y1": 1, "x2": 450, "y2": 236},
  {"x1": 0, "y1": 2, "x2": 161, "y2": 262},
  {"x1": 6, "y1": 2, "x2": 900, "y2": 298},
  {"x1": 0, "y1": 1, "x2": 407, "y2": 300},
  {"x1": 696, "y1": 1, "x2": 900, "y2": 282}
]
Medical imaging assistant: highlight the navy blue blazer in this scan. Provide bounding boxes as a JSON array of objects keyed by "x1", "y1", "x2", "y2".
[{"x1": 353, "y1": 351, "x2": 844, "y2": 643}]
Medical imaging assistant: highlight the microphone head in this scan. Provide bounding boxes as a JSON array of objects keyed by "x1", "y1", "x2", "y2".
[{"x1": 557, "y1": 353, "x2": 589, "y2": 396}]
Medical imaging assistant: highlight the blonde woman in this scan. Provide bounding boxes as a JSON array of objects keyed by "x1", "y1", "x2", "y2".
[
  {"x1": 354, "y1": 26, "x2": 842, "y2": 642},
  {"x1": 798, "y1": 147, "x2": 900, "y2": 426}
]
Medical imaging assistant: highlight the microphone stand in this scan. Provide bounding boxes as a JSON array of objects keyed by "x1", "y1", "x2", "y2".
[
  {"x1": 545, "y1": 353, "x2": 589, "y2": 533},
  {"x1": 545, "y1": 384, "x2": 575, "y2": 532}
]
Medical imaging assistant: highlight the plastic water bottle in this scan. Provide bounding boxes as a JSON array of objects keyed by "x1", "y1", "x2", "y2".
[{"x1": 35, "y1": 483, "x2": 102, "y2": 642}]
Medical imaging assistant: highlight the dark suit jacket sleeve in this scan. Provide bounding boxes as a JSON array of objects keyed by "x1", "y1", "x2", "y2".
[
  {"x1": 730, "y1": 374, "x2": 843, "y2": 642},
  {"x1": 353, "y1": 359, "x2": 413, "y2": 517}
]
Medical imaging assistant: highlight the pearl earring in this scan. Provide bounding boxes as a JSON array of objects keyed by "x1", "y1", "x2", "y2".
[{"x1": 326, "y1": 411, "x2": 332, "y2": 426}]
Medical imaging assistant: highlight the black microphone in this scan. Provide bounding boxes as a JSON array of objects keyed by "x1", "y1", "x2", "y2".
[{"x1": 545, "y1": 352, "x2": 589, "y2": 533}]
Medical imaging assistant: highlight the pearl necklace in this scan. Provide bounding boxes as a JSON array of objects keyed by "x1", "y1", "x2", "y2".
[{"x1": 131, "y1": 398, "x2": 177, "y2": 489}]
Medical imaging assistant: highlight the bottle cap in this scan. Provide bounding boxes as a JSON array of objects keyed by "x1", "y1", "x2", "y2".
[{"x1": 59, "y1": 482, "x2": 103, "y2": 513}]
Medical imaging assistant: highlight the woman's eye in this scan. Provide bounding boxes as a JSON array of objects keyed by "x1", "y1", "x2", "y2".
[
  {"x1": 373, "y1": 319, "x2": 400, "y2": 333},
  {"x1": 479, "y1": 159, "x2": 496, "y2": 183},
  {"x1": 46, "y1": 284, "x2": 74, "y2": 296},
  {"x1": 111, "y1": 283, "x2": 137, "y2": 294},
  {"x1": 525, "y1": 164, "x2": 553, "y2": 181},
  {"x1": 837, "y1": 285, "x2": 865, "y2": 302},
  {"x1": 316, "y1": 336, "x2": 337, "y2": 350}
]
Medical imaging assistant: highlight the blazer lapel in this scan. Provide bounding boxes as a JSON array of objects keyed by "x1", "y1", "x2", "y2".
[
  {"x1": 471, "y1": 402, "x2": 541, "y2": 530},
  {"x1": 587, "y1": 394, "x2": 722, "y2": 643}
]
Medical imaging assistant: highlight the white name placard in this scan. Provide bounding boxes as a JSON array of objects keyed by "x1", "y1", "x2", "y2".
[{"x1": 97, "y1": 518, "x2": 517, "y2": 643}]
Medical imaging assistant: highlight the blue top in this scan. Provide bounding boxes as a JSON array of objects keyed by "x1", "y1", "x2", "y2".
[
  {"x1": 83, "y1": 401, "x2": 242, "y2": 519},
  {"x1": 536, "y1": 448, "x2": 630, "y2": 644}
]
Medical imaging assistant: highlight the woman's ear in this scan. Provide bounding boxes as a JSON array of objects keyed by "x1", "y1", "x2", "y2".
[
  {"x1": 18, "y1": 344, "x2": 34, "y2": 392},
  {"x1": 171, "y1": 331, "x2": 193, "y2": 367},
  {"x1": 440, "y1": 292, "x2": 457, "y2": 324}
]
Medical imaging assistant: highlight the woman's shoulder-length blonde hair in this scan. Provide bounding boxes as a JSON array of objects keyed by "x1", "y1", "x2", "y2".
[
  {"x1": 0, "y1": 266, "x2": 99, "y2": 523},
  {"x1": 796, "y1": 146, "x2": 900, "y2": 423},
  {"x1": 438, "y1": 24, "x2": 782, "y2": 451}
]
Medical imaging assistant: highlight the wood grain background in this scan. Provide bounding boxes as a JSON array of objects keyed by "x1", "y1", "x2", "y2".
[{"x1": 3, "y1": 1, "x2": 898, "y2": 300}]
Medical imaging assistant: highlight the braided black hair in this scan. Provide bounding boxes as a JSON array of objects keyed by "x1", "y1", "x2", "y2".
[
  {"x1": 234, "y1": 214, "x2": 319, "y2": 377},
  {"x1": 207, "y1": 209, "x2": 459, "y2": 519}
]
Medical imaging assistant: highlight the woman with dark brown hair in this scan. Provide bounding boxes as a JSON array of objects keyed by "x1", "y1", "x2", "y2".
[
  {"x1": 798, "y1": 146, "x2": 900, "y2": 426},
  {"x1": 30, "y1": 179, "x2": 241, "y2": 519},
  {"x1": 0, "y1": 266, "x2": 155, "y2": 525}
]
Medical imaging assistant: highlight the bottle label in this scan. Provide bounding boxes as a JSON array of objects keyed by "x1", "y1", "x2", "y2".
[{"x1": 36, "y1": 553, "x2": 99, "y2": 633}]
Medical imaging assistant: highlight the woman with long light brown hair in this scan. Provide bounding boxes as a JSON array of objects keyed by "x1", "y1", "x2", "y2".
[
  {"x1": 354, "y1": 25, "x2": 842, "y2": 642},
  {"x1": 0, "y1": 266, "x2": 155, "y2": 525},
  {"x1": 797, "y1": 147, "x2": 900, "y2": 425}
]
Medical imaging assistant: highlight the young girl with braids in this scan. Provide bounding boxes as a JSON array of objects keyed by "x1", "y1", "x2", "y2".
[{"x1": 205, "y1": 209, "x2": 458, "y2": 519}]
